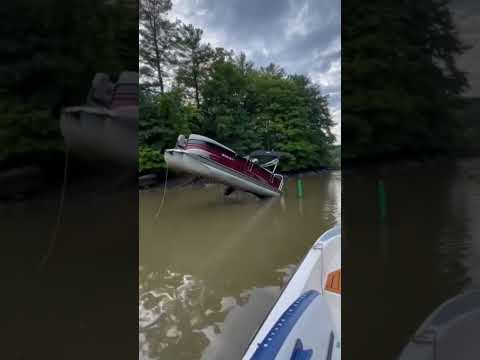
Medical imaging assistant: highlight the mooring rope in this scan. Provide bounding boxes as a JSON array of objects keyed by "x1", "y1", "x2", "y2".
[
  {"x1": 40, "y1": 147, "x2": 70, "y2": 268},
  {"x1": 155, "y1": 162, "x2": 169, "y2": 218}
]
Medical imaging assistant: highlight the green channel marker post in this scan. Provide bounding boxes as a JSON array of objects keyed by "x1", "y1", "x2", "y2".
[
  {"x1": 378, "y1": 179, "x2": 387, "y2": 222},
  {"x1": 296, "y1": 177, "x2": 304, "y2": 198}
]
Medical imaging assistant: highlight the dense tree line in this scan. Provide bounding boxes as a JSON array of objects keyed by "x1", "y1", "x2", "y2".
[
  {"x1": 342, "y1": 0, "x2": 470, "y2": 162},
  {"x1": 0, "y1": 0, "x2": 138, "y2": 168},
  {"x1": 139, "y1": 0, "x2": 336, "y2": 173}
]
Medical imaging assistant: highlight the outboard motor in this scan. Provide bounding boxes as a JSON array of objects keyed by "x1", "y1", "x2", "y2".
[
  {"x1": 176, "y1": 134, "x2": 187, "y2": 149},
  {"x1": 86, "y1": 73, "x2": 114, "y2": 107}
]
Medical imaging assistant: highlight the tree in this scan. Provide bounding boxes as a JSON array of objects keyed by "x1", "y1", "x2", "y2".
[
  {"x1": 201, "y1": 61, "x2": 261, "y2": 154},
  {"x1": 342, "y1": 0, "x2": 469, "y2": 161},
  {"x1": 200, "y1": 60, "x2": 335, "y2": 171},
  {"x1": 113, "y1": 0, "x2": 140, "y2": 70},
  {"x1": 175, "y1": 24, "x2": 215, "y2": 108},
  {"x1": 261, "y1": 63, "x2": 286, "y2": 78},
  {"x1": 139, "y1": 0, "x2": 176, "y2": 94},
  {"x1": 249, "y1": 70, "x2": 334, "y2": 170},
  {"x1": 235, "y1": 52, "x2": 255, "y2": 76}
]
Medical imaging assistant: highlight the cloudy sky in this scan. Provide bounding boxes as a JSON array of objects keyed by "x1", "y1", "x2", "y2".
[{"x1": 169, "y1": 0, "x2": 341, "y2": 143}]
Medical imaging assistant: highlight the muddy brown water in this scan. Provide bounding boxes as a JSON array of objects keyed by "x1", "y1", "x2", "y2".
[
  {"x1": 1, "y1": 175, "x2": 138, "y2": 359},
  {"x1": 3, "y1": 157, "x2": 477, "y2": 359},
  {"x1": 343, "y1": 157, "x2": 480, "y2": 359},
  {"x1": 139, "y1": 172, "x2": 341, "y2": 360}
]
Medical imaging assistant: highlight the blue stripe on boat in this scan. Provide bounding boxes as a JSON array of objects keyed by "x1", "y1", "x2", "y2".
[{"x1": 250, "y1": 290, "x2": 320, "y2": 360}]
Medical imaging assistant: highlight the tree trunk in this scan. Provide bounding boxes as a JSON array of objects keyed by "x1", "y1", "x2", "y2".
[
  {"x1": 154, "y1": 43, "x2": 164, "y2": 94},
  {"x1": 192, "y1": 60, "x2": 200, "y2": 108},
  {"x1": 193, "y1": 74, "x2": 200, "y2": 108},
  {"x1": 152, "y1": 20, "x2": 164, "y2": 94}
]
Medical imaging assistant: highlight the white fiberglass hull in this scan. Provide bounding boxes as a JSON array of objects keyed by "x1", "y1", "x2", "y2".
[
  {"x1": 242, "y1": 226, "x2": 341, "y2": 360},
  {"x1": 164, "y1": 149, "x2": 281, "y2": 197}
]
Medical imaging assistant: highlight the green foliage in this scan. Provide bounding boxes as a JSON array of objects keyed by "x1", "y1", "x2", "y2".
[
  {"x1": 139, "y1": 88, "x2": 193, "y2": 173},
  {"x1": 200, "y1": 61, "x2": 258, "y2": 152},
  {"x1": 0, "y1": 98, "x2": 63, "y2": 161},
  {"x1": 198, "y1": 62, "x2": 335, "y2": 171},
  {"x1": 139, "y1": 145, "x2": 164, "y2": 172},
  {"x1": 139, "y1": 55, "x2": 336, "y2": 173},
  {"x1": 342, "y1": 0, "x2": 469, "y2": 161}
]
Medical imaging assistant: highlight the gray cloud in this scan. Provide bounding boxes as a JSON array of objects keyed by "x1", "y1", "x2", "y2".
[{"x1": 170, "y1": 0, "x2": 341, "y2": 142}]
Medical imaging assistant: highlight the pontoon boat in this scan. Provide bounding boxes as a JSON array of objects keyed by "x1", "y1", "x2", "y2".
[{"x1": 164, "y1": 134, "x2": 285, "y2": 197}]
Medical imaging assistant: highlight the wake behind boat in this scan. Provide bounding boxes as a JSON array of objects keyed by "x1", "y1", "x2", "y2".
[
  {"x1": 164, "y1": 134, "x2": 285, "y2": 197},
  {"x1": 243, "y1": 226, "x2": 341, "y2": 360}
]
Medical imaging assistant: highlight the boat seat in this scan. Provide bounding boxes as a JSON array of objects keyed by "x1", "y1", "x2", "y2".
[{"x1": 325, "y1": 269, "x2": 341, "y2": 294}]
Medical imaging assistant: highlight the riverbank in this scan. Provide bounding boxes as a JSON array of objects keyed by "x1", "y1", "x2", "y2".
[
  {"x1": 0, "y1": 158, "x2": 136, "y2": 203},
  {"x1": 342, "y1": 152, "x2": 480, "y2": 172},
  {"x1": 138, "y1": 168, "x2": 336, "y2": 191}
]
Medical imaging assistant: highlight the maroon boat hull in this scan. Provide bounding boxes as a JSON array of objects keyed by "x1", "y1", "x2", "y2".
[
  {"x1": 165, "y1": 135, "x2": 284, "y2": 196},
  {"x1": 185, "y1": 141, "x2": 282, "y2": 190}
]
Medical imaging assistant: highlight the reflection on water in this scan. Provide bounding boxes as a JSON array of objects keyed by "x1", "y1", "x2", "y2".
[
  {"x1": 343, "y1": 158, "x2": 480, "y2": 359},
  {"x1": 139, "y1": 172, "x2": 340, "y2": 359}
]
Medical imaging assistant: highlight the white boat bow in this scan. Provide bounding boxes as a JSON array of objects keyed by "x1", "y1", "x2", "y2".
[{"x1": 243, "y1": 226, "x2": 341, "y2": 360}]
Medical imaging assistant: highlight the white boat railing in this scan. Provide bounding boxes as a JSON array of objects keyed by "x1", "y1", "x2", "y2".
[
  {"x1": 244, "y1": 157, "x2": 284, "y2": 191},
  {"x1": 276, "y1": 174, "x2": 285, "y2": 191}
]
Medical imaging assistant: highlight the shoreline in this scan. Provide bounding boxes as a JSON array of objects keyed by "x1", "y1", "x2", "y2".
[
  {"x1": 139, "y1": 168, "x2": 339, "y2": 191},
  {"x1": 341, "y1": 154, "x2": 480, "y2": 181},
  {"x1": 342, "y1": 152, "x2": 480, "y2": 171}
]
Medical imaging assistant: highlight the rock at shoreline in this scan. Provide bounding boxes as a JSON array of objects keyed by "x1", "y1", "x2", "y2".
[
  {"x1": 139, "y1": 174, "x2": 158, "y2": 188},
  {"x1": 223, "y1": 189, "x2": 260, "y2": 202}
]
